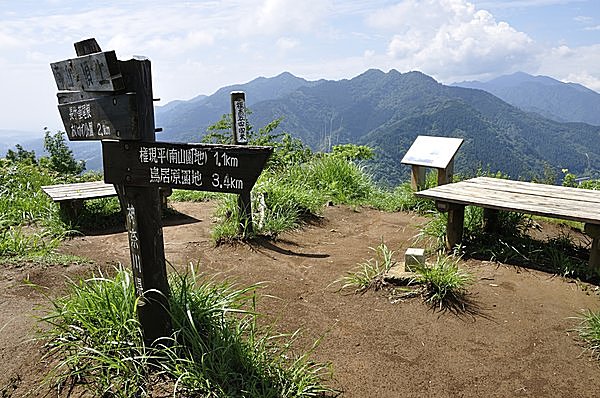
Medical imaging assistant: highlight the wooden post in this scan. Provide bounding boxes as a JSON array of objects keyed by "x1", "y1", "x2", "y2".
[
  {"x1": 231, "y1": 91, "x2": 253, "y2": 236},
  {"x1": 584, "y1": 223, "x2": 600, "y2": 276},
  {"x1": 411, "y1": 165, "x2": 426, "y2": 191},
  {"x1": 74, "y1": 38, "x2": 102, "y2": 56},
  {"x1": 58, "y1": 200, "x2": 84, "y2": 223},
  {"x1": 482, "y1": 208, "x2": 500, "y2": 233},
  {"x1": 445, "y1": 203, "x2": 465, "y2": 251},
  {"x1": 437, "y1": 158, "x2": 455, "y2": 186},
  {"x1": 118, "y1": 57, "x2": 171, "y2": 345},
  {"x1": 66, "y1": 39, "x2": 171, "y2": 344}
]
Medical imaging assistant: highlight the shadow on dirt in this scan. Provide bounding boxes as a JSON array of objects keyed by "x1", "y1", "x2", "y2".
[{"x1": 251, "y1": 237, "x2": 330, "y2": 259}]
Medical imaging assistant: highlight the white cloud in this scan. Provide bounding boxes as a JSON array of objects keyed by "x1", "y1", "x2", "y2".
[
  {"x1": 0, "y1": 31, "x2": 21, "y2": 48},
  {"x1": 574, "y1": 15, "x2": 593, "y2": 23},
  {"x1": 276, "y1": 37, "x2": 299, "y2": 51},
  {"x1": 250, "y1": 0, "x2": 332, "y2": 35},
  {"x1": 476, "y1": 0, "x2": 587, "y2": 8},
  {"x1": 536, "y1": 44, "x2": 600, "y2": 92},
  {"x1": 367, "y1": 0, "x2": 536, "y2": 81},
  {"x1": 565, "y1": 71, "x2": 600, "y2": 92}
]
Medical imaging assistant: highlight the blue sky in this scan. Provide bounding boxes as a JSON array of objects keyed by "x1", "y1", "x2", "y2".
[{"x1": 1, "y1": 0, "x2": 599, "y2": 134}]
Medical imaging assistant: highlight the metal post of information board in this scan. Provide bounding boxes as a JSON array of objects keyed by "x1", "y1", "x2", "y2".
[{"x1": 231, "y1": 91, "x2": 253, "y2": 236}]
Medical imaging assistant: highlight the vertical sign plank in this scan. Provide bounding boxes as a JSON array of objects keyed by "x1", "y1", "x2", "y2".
[
  {"x1": 230, "y1": 91, "x2": 253, "y2": 235},
  {"x1": 231, "y1": 91, "x2": 248, "y2": 144}
]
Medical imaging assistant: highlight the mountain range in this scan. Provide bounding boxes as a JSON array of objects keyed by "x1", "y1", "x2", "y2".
[
  {"x1": 3, "y1": 70, "x2": 600, "y2": 186},
  {"x1": 154, "y1": 69, "x2": 600, "y2": 184},
  {"x1": 452, "y1": 72, "x2": 600, "y2": 126}
]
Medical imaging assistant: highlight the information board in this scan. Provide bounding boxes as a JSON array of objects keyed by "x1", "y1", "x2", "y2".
[{"x1": 401, "y1": 136, "x2": 464, "y2": 169}]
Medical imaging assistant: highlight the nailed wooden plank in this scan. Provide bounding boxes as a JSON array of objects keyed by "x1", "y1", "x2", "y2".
[
  {"x1": 415, "y1": 178, "x2": 600, "y2": 224},
  {"x1": 51, "y1": 51, "x2": 124, "y2": 92},
  {"x1": 57, "y1": 93, "x2": 138, "y2": 140},
  {"x1": 418, "y1": 187, "x2": 600, "y2": 222},
  {"x1": 102, "y1": 140, "x2": 272, "y2": 195},
  {"x1": 41, "y1": 181, "x2": 117, "y2": 202},
  {"x1": 418, "y1": 178, "x2": 600, "y2": 209},
  {"x1": 465, "y1": 177, "x2": 600, "y2": 203},
  {"x1": 421, "y1": 184, "x2": 600, "y2": 214}
]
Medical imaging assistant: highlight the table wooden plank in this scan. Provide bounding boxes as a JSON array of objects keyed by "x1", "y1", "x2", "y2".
[{"x1": 415, "y1": 178, "x2": 600, "y2": 224}]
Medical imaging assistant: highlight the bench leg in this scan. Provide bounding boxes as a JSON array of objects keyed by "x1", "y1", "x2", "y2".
[
  {"x1": 58, "y1": 200, "x2": 84, "y2": 223},
  {"x1": 482, "y1": 208, "x2": 500, "y2": 233},
  {"x1": 159, "y1": 187, "x2": 172, "y2": 213},
  {"x1": 584, "y1": 223, "x2": 600, "y2": 276},
  {"x1": 446, "y1": 203, "x2": 465, "y2": 251}
]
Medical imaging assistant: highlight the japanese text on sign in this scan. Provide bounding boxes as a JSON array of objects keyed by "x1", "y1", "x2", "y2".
[
  {"x1": 139, "y1": 146, "x2": 208, "y2": 166},
  {"x1": 126, "y1": 205, "x2": 145, "y2": 299},
  {"x1": 139, "y1": 146, "x2": 240, "y2": 187},
  {"x1": 102, "y1": 140, "x2": 272, "y2": 194},
  {"x1": 66, "y1": 101, "x2": 113, "y2": 138}
]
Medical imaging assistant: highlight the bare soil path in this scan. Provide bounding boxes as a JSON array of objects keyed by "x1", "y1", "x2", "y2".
[{"x1": 1, "y1": 202, "x2": 599, "y2": 397}]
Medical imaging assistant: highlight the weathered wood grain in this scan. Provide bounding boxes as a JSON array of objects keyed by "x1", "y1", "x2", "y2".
[
  {"x1": 41, "y1": 181, "x2": 116, "y2": 202},
  {"x1": 415, "y1": 177, "x2": 600, "y2": 224}
]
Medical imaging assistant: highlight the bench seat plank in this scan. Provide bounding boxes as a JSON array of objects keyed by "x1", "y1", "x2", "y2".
[
  {"x1": 41, "y1": 181, "x2": 117, "y2": 202},
  {"x1": 415, "y1": 177, "x2": 600, "y2": 225},
  {"x1": 464, "y1": 177, "x2": 600, "y2": 204}
]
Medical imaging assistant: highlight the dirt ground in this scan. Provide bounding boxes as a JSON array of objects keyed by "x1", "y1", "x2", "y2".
[{"x1": 1, "y1": 201, "x2": 600, "y2": 397}]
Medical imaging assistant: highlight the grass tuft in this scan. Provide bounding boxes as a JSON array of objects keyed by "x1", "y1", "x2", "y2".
[
  {"x1": 337, "y1": 242, "x2": 397, "y2": 294},
  {"x1": 413, "y1": 254, "x2": 473, "y2": 310},
  {"x1": 575, "y1": 310, "x2": 600, "y2": 360},
  {"x1": 41, "y1": 266, "x2": 334, "y2": 397}
]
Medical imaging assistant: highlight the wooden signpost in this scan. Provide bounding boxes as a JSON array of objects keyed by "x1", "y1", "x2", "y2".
[
  {"x1": 230, "y1": 91, "x2": 253, "y2": 233},
  {"x1": 51, "y1": 38, "x2": 271, "y2": 345}
]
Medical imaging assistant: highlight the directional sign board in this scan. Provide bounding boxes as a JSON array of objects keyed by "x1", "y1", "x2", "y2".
[
  {"x1": 102, "y1": 140, "x2": 272, "y2": 194},
  {"x1": 51, "y1": 51, "x2": 124, "y2": 92},
  {"x1": 57, "y1": 93, "x2": 138, "y2": 140}
]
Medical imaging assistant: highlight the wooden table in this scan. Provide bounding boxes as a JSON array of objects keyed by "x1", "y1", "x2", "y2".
[{"x1": 414, "y1": 177, "x2": 600, "y2": 273}]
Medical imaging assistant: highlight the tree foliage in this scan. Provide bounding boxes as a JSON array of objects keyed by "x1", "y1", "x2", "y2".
[
  {"x1": 5, "y1": 144, "x2": 37, "y2": 165},
  {"x1": 203, "y1": 112, "x2": 312, "y2": 171},
  {"x1": 40, "y1": 129, "x2": 85, "y2": 175}
]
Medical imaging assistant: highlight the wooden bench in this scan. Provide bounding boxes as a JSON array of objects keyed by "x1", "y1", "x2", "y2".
[
  {"x1": 41, "y1": 181, "x2": 118, "y2": 221},
  {"x1": 42, "y1": 181, "x2": 173, "y2": 222},
  {"x1": 414, "y1": 177, "x2": 600, "y2": 273}
]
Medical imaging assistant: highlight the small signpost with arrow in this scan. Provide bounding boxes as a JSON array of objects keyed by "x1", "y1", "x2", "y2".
[{"x1": 51, "y1": 38, "x2": 272, "y2": 345}]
